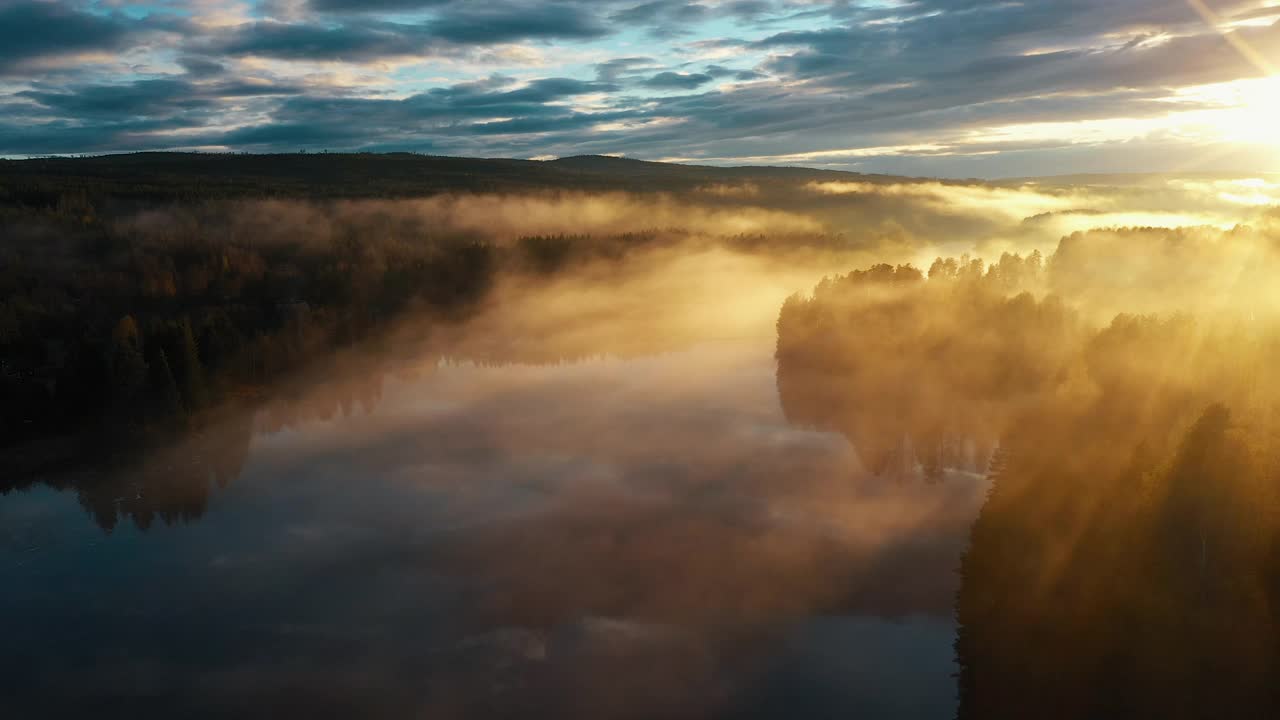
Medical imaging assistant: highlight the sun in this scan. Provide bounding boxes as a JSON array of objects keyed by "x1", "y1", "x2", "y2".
[
  {"x1": 1160, "y1": 76, "x2": 1280, "y2": 149},
  {"x1": 1212, "y1": 76, "x2": 1280, "y2": 145}
]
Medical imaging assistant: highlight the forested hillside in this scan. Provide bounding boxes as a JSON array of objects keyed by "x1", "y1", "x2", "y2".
[{"x1": 0, "y1": 152, "x2": 900, "y2": 204}]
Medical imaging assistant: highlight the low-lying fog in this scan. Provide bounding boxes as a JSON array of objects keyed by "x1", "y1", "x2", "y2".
[
  {"x1": 3, "y1": 252, "x2": 985, "y2": 718},
  {"x1": 7, "y1": 171, "x2": 1280, "y2": 718}
]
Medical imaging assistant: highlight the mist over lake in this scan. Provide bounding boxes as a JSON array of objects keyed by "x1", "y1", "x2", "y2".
[
  {"x1": 4, "y1": 246, "x2": 988, "y2": 718},
  {"x1": 10, "y1": 2, "x2": 1280, "y2": 706}
]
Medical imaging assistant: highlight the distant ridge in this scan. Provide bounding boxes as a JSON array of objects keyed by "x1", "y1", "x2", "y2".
[
  {"x1": 998, "y1": 171, "x2": 1274, "y2": 186},
  {"x1": 548, "y1": 153, "x2": 903, "y2": 179},
  {"x1": 0, "y1": 151, "x2": 912, "y2": 203},
  {"x1": 549, "y1": 154, "x2": 674, "y2": 170}
]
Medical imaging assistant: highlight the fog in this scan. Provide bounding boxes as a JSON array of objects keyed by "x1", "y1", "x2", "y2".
[{"x1": 10, "y1": 171, "x2": 1280, "y2": 717}]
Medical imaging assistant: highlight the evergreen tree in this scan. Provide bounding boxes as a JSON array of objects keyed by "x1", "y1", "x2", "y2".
[
  {"x1": 148, "y1": 349, "x2": 185, "y2": 421},
  {"x1": 174, "y1": 318, "x2": 208, "y2": 412},
  {"x1": 1161, "y1": 404, "x2": 1234, "y2": 590},
  {"x1": 108, "y1": 315, "x2": 148, "y2": 419}
]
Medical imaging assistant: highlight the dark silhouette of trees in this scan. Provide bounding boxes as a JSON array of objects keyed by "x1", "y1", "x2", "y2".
[
  {"x1": 0, "y1": 192, "x2": 677, "y2": 450},
  {"x1": 108, "y1": 315, "x2": 148, "y2": 420},
  {"x1": 147, "y1": 348, "x2": 185, "y2": 422},
  {"x1": 174, "y1": 319, "x2": 208, "y2": 413},
  {"x1": 954, "y1": 400, "x2": 1280, "y2": 719}
]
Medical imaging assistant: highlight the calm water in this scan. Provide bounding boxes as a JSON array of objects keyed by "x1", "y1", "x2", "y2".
[{"x1": 2, "y1": 309, "x2": 988, "y2": 718}]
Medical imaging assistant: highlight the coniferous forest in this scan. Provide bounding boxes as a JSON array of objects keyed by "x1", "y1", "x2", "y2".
[
  {"x1": 777, "y1": 248, "x2": 1280, "y2": 717},
  {"x1": 1, "y1": 154, "x2": 862, "y2": 471},
  {"x1": 13, "y1": 1, "x2": 1280, "y2": 716},
  {"x1": 10, "y1": 152, "x2": 1280, "y2": 719}
]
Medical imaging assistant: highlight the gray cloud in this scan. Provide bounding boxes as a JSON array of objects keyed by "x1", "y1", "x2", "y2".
[
  {"x1": 142, "y1": 75, "x2": 640, "y2": 152},
  {"x1": 18, "y1": 78, "x2": 303, "y2": 120},
  {"x1": 177, "y1": 55, "x2": 226, "y2": 78},
  {"x1": 219, "y1": 121, "x2": 364, "y2": 147},
  {"x1": 642, "y1": 71, "x2": 714, "y2": 90},
  {"x1": 208, "y1": 2, "x2": 615, "y2": 62},
  {"x1": 0, "y1": 1, "x2": 134, "y2": 74},
  {"x1": 613, "y1": 0, "x2": 710, "y2": 25},
  {"x1": 595, "y1": 56, "x2": 659, "y2": 82},
  {"x1": 2, "y1": 0, "x2": 1278, "y2": 176},
  {"x1": 423, "y1": 2, "x2": 611, "y2": 44},
  {"x1": 308, "y1": 0, "x2": 455, "y2": 11},
  {"x1": 209, "y1": 20, "x2": 445, "y2": 61}
]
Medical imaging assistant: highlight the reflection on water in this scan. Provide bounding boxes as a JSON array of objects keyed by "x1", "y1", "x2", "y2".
[
  {"x1": 14, "y1": 247, "x2": 1280, "y2": 718},
  {"x1": 0, "y1": 303, "x2": 986, "y2": 718}
]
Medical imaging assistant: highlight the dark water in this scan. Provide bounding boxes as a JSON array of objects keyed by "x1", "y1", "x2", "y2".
[{"x1": 1, "y1": 321, "x2": 989, "y2": 718}]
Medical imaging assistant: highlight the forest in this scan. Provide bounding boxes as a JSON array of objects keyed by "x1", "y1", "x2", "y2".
[
  {"x1": 12, "y1": 0, "x2": 1280, "y2": 715},
  {"x1": 9, "y1": 153, "x2": 1280, "y2": 540},
  {"x1": 776, "y1": 224, "x2": 1280, "y2": 716},
  {"x1": 0, "y1": 154, "x2": 873, "y2": 478},
  {"x1": 1, "y1": 193, "x2": 494, "y2": 451},
  {"x1": 0, "y1": 152, "x2": 900, "y2": 204}
]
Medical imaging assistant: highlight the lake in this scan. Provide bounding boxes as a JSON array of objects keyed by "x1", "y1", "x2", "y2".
[{"x1": 2, "y1": 265, "x2": 989, "y2": 719}]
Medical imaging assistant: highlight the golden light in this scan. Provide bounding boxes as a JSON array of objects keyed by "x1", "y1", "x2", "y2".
[
  {"x1": 1176, "y1": 1, "x2": 1280, "y2": 162},
  {"x1": 1177, "y1": 76, "x2": 1280, "y2": 146},
  {"x1": 1185, "y1": 0, "x2": 1278, "y2": 76}
]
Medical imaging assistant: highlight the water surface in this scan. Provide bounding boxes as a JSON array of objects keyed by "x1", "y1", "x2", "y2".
[{"x1": 2, "y1": 295, "x2": 987, "y2": 719}]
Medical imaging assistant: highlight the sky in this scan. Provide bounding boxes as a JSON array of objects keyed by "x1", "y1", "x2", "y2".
[{"x1": 3, "y1": 0, "x2": 1280, "y2": 176}]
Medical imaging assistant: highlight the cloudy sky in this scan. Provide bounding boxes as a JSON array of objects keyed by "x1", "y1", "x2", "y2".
[{"x1": 3, "y1": 0, "x2": 1280, "y2": 176}]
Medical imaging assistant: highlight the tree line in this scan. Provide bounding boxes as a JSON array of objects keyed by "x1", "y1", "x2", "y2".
[
  {"x1": 776, "y1": 248, "x2": 1280, "y2": 715},
  {"x1": 1, "y1": 191, "x2": 724, "y2": 463}
]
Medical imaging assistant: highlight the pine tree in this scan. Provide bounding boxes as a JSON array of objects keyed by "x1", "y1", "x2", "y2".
[
  {"x1": 149, "y1": 349, "x2": 185, "y2": 421},
  {"x1": 174, "y1": 319, "x2": 208, "y2": 412},
  {"x1": 108, "y1": 315, "x2": 148, "y2": 419}
]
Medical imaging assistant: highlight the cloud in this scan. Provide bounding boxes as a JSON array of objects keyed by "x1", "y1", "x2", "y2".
[
  {"x1": 219, "y1": 121, "x2": 360, "y2": 147},
  {"x1": 307, "y1": 0, "x2": 455, "y2": 11},
  {"x1": 594, "y1": 56, "x2": 658, "y2": 82},
  {"x1": 2, "y1": 0, "x2": 1280, "y2": 175},
  {"x1": 207, "y1": 2, "x2": 614, "y2": 63},
  {"x1": 208, "y1": 19, "x2": 448, "y2": 61},
  {"x1": 177, "y1": 55, "x2": 227, "y2": 78},
  {"x1": 182, "y1": 75, "x2": 636, "y2": 151},
  {"x1": 642, "y1": 71, "x2": 714, "y2": 90},
  {"x1": 612, "y1": 0, "x2": 711, "y2": 35},
  {"x1": 0, "y1": 1, "x2": 135, "y2": 74},
  {"x1": 424, "y1": 2, "x2": 611, "y2": 44},
  {"x1": 19, "y1": 78, "x2": 303, "y2": 120}
]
